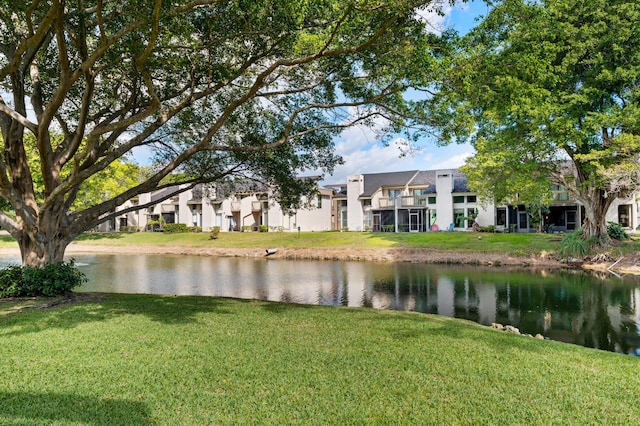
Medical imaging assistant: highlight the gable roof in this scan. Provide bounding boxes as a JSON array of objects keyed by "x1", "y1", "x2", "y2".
[
  {"x1": 360, "y1": 170, "x2": 419, "y2": 197},
  {"x1": 453, "y1": 174, "x2": 470, "y2": 193},
  {"x1": 409, "y1": 169, "x2": 470, "y2": 193},
  {"x1": 409, "y1": 170, "x2": 437, "y2": 193}
]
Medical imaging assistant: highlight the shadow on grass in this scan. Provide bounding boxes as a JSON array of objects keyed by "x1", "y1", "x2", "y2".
[
  {"x1": 0, "y1": 294, "x2": 233, "y2": 337},
  {"x1": 0, "y1": 391, "x2": 150, "y2": 425},
  {"x1": 75, "y1": 232, "x2": 125, "y2": 241},
  {"x1": 258, "y1": 299, "x2": 316, "y2": 314}
]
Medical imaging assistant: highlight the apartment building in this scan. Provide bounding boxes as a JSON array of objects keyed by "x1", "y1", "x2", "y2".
[
  {"x1": 105, "y1": 181, "x2": 334, "y2": 233},
  {"x1": 104, "y1": 168, "x2": 640, "y2": 234}
]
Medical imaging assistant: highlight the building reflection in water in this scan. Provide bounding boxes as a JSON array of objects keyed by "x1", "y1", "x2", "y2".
[{"x1": 8, "y1": 253, "x2": 637, "y2": 355}]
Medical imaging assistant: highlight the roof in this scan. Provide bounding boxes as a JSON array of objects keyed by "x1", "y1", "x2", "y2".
[
  {"x1": 408, "y1": 169, "x2": 470, "y2": 193},
  {"x1": 451, "y1": 169, "x2": 470, "y2": 192},
  {"x1": 360, "y1": 170, "x2": 419, "y2": 197},
  {"x1": 409, "y1": 170, "x2": 437, "y2": 193},
  {"x1": 150, "y1": 186, "x2": 180, "y2": 203}
]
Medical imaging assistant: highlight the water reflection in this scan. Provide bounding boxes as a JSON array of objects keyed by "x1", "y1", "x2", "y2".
[{"x1": 2, "y1": 254, "x2": 639, "y2": 355}]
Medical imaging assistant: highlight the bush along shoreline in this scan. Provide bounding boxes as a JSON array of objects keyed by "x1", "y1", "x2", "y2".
[{"x1": 0, "y1": 260, "x2": 87, "y2": 297}]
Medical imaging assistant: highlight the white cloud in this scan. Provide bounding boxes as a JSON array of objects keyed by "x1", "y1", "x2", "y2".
[
  {"x1": 426, "y1": 150, "x2": 473, "y2": 170},
  {"x1": 417, "y1": 0, "x2": 453, "y2": 34},
  {"x1": 321, "y1": 139, "x2": 475, "y2": 185}
]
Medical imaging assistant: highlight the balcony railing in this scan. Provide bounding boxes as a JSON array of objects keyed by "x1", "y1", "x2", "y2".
[
  {"x1": 377, "y1": 196, "x2": 427, "y2": 208},
  {"x1": 251, "y1": 201, "x2": 263, "y2": 212},
  {"x1": 401, "y1": 195, "x2": 427, "y2": 207},
  {"x1": 378, "y1": 197, "x2": 394, "y2": 208},
  {"x1": 231, "y1": 201, "x2": 241, "y2": 212}
]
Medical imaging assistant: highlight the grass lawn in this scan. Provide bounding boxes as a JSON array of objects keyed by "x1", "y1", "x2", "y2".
[
  {"x1": 1, "y1": 294, "x2": 639, "y2": 425},
  {"x1": 1, "y1": 230, "x2": 638, "y2": 258},
  {"x1": 0, "y1": 230, "x2": 563, "y2": 256}
]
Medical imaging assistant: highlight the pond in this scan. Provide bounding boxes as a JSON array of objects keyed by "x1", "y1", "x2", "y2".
[{"x1": 2, "y1": 253, "x2": 640, "y2": 355}]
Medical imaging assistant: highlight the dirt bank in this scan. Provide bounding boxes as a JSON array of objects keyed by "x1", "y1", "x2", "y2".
[
  {"x1": 1, "y1": 242, "x2": 636, "y2": 274},
  {"x1": 64, "y1": 243, "x2": 560, "y2": 267}
]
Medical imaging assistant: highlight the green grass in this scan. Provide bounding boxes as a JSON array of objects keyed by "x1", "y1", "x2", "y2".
[
  {"x1": 1, "y1": 229, "x2": 637, "y2": 257},
  {"x1": 0, "y1": 294, "x2": 638, "y2": 425},
  {"x1": 67, "y1": 230, "x2": 563, "y2": 255}
]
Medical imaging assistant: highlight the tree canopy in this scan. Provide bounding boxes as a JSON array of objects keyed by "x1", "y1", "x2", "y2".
[
  {"x1": 431, "y1": 0, "x2": 640, "y2": 240},
  {"x1": 0, "y1": 0, "x2": 453, "y2": 266}
]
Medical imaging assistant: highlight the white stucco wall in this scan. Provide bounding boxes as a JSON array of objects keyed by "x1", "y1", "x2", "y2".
[
  {"x1": 433, "y1": 171, "x2": 454, "y2": 230},
  {"x1": 346, "y1": 174, "x2": 364, "y2": 231}
]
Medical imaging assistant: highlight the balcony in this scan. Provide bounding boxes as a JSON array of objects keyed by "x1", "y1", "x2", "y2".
[
  {"x1": 377, "y1": 196, "x2": 427, "y2": 208},
  {"x1": 378, "y1": 197, "x2": 395, "y2": 208},
  {"x1": 251, "y1": 201, "x2": 263, "y2": 212},
  {"x1": 231, "y1": 202, "x2": 241, "y2": 212},
  {"x1": 400, "y1": 195, "x2": 427, "y2": 207}
]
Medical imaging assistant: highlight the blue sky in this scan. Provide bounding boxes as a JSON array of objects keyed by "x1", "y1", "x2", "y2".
[{"x1": 323, "y1": 0, "x2": 488, "y2": 184}]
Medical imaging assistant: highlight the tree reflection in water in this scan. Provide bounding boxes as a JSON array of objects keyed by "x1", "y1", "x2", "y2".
[{"x1": 13, "y1": 254, "x2": 636, "y2": 355}]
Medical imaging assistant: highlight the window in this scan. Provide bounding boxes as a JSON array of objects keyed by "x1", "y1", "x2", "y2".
[
  {"x1": 340, "y1": 209, "x2": 348, "y2": 230},
  {"x1": 362, "y1": 199, "x2": 372, "y2": 207},
  {"x1": 317, "y1": 194, "x2": 322, "y2": 208},
  {"x1": 429, "y1": 209, "x2": 437, "y2": 227},
  {"x1": 454, "y1": 208, "x2": 465, "y2": 228},
  {"x1": 496, "y1": 208, "x2": 507, "y2": 226},
  {"x1": 388, "y1": 189, "x2": 402, "y2": 198},
  {"x1": 453, "y1": 196, "x2": 465, "y2": 204},
  {"x1": 428, "y1": 196, "x2": 436, "y2": 205},
  {"x1": 467, "y1": 208, "x2": 477, "y2": 226},
  {"x1": 467, "y1": 195, "x2": 477, "y2": 203},
  {"x1": 552, "y1": 184, "x2": 569, "y2": 201},
  {"x1": 618, "y1": 204, "x2": 631, "y2": 228},
  {"x1": 363, "y1": 210, "x2": 373, "y2": 231}
]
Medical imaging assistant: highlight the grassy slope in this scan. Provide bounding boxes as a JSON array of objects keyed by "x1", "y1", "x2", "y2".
[
  {"x1": 71, "y1": 231, "x2": 563, "y2": 255},
  {"x1": 0, "y1": 230, "x2": 638, "y2": 257},
  {"x1": 0, "y1": 294, "x2": 638, "y2": 425}
]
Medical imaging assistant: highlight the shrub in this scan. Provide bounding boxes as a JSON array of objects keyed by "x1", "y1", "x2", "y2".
[
  {"x1": 163, "y1": 223, "x2": 189, "y2": 233},
  {"x1": 558, "y1": 229, "x2": 589, "y2": 259},
  {"x1": 189, "y1": 226, "x2": 202, "y2": 233},
  {"x1": 0, "y1": 260, "x2": 87, "y2": 298},
  {"x1": 259, "y1": 225, "x2": 268, "y2": 232},
  {"x1": 119, "y1": 225, "x2": 139, "y2": 233},
  {"x1": 607, "y1": 222, "x2": 629, "y2": 240},
  {"x1": 209, "y1": 226, "x2": 220, "y2": 240}
]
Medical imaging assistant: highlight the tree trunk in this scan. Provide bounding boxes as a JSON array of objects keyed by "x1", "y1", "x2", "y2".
[
  {"x1": 579, "y1": 187, "x2": 612, "y2": 244},
  {"x1": 15, "y1": 204, "x2": 73, "y2": 268},
  {"x1": 17, "y1": 229, "x2": 70, "y2": 268}
]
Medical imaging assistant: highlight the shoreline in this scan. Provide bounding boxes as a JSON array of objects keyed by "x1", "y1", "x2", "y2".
[
  {"x1": 65, "y1": 244, "x2": 560, "y2": 267},
  {"x1": 1, "y1": 243, "x2": 637, "y2": 274}
]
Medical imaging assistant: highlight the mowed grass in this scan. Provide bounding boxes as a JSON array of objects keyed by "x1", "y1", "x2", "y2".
[
  {"x1": 0, "y1": 229, "x2": 639, "y2": 258},
  {"x1": 0, "y1": 229, "x2": 637, "y2": 257},
  {"x1": 71, "y1": 231, "x2": 561, "y2": 255},
  {"x1": 0, "y1": 294, "x2": 638, "y2": 425}
]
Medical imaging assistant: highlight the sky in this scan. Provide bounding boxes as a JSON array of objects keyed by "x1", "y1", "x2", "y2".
[{"x1": 322, "y1": 0, "x2": 489, "y2": 185}]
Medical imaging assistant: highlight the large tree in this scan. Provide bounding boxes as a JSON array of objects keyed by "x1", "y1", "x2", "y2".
[
  {"x1": 432, "y1": 0, "x2": 640, "y2": 241},
  {"x1": 0, "y1": 0, "x2": 451, "y2": 267}
]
